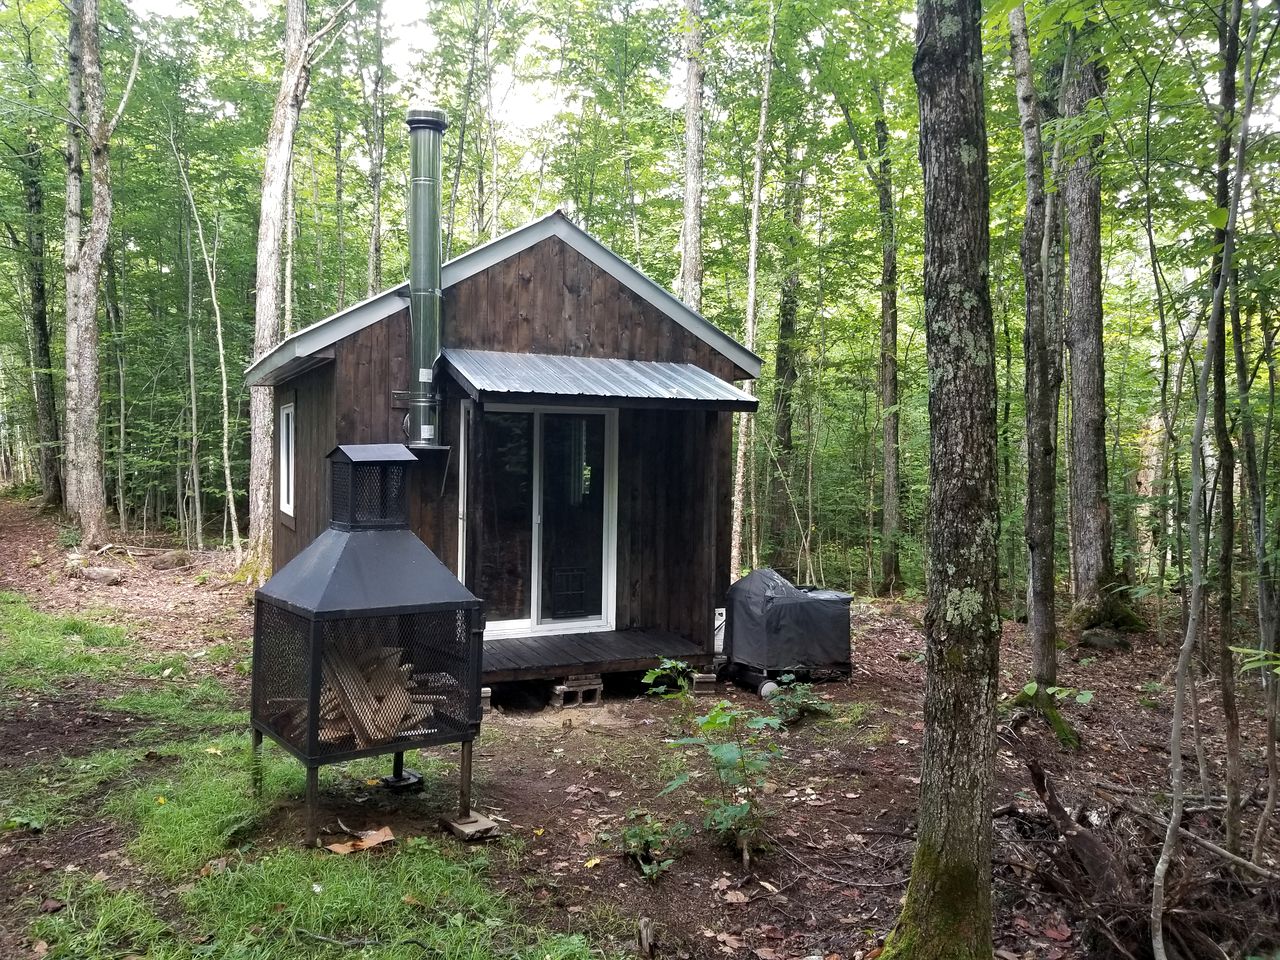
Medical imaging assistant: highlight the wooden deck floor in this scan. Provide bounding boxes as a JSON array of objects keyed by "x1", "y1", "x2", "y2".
[{"x1": 481, "y1": 629, "x2": 710, "y2": 683}]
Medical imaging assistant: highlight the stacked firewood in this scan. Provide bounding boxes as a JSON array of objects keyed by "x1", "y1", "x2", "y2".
[{"x1": 264, "y1": 643, "x2": 461, "y2": 749}]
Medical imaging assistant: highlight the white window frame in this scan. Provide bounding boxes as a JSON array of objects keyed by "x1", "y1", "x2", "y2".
[
  {"x1": 473, "y1": 404, "x2": 618, "y2": 640},
  {"x1": 279, "y1": 402, "x2": 295, "y2": 517}
]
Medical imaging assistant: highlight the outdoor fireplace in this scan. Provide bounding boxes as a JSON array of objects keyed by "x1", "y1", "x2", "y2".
[{"x1": 251, "y1": 444, "x2": 488, "y2": 845}]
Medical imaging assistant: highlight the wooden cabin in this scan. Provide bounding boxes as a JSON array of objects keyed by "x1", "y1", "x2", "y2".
[{"x1": 246, "y1": 210, "x2": 759, "y2": 684}]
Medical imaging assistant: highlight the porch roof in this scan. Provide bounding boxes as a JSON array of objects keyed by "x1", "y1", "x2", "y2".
[{"x1": 440, "y1": 348, "x2": 759, "y2": 412}]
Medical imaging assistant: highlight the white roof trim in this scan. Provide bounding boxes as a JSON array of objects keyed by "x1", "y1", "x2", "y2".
[{"x1": 245, "y1": 210, "x2": 761, "y2": 388}]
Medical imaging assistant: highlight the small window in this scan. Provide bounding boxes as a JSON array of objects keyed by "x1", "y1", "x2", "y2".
[{"x1": 279, "y1": 403, "x2": 295, "y2": 517}]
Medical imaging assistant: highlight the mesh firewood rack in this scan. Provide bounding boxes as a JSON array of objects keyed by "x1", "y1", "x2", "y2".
[{"x1": 251, "y1": 444, "x2": 486, "y2": 845}]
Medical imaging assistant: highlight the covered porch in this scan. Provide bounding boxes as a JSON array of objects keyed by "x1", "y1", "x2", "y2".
[{"x1": 442, "y1": 348, "x2": 752, "y2": 683}]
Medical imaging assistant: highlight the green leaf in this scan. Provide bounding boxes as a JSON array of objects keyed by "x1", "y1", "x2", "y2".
[
  {"x1": 1022, "y1": 681, "x2": 1039, "y2": 697},
  {"x1": 1074, "y1": 690, "x2": 1094, "y2": 705},
  {"x1": 1208, "y1": 206, "x2": 1229, "y2": 230}
]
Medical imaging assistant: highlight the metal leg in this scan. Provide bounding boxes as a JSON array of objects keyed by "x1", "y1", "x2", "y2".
[
  {"x1": 459, "y1": 740, "x2": 473, "y2": 819},
  {"x1": 393, "y1": 751, "x2": 404, "y2": 780},
  {"x1": 305, "y1": 767, "x2": 319, "y2": 848},
  {"x1": 250, "y1": 728, "x2": 263, "y2": 798}
]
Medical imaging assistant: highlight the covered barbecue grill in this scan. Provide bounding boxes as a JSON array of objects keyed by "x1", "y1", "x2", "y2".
[
  {"x1": 725, "y1": 569, "x2": 853, "y2": 682},
  {"x1": 251, "y1": 444, "x2": 489, "y2": 845}
]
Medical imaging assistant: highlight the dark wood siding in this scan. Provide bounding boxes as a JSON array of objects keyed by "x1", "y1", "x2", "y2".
[
  {"x1": 443, "y1": 236, "x2": 748, "y2": 381},
  {"x1": 272, "y1": 364, "x2": 336, "y2": 572},
  {"x1": 271, "y1": 235, "x2": 742, "y2": 661},
  {"x1": 614, "y1": 408, "x2": 726, "y2": 652}
]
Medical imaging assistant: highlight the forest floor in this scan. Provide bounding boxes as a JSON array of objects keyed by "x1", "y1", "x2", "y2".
[{"x1": 1, "y1": 492, "x2": 1277, "y2": 960}]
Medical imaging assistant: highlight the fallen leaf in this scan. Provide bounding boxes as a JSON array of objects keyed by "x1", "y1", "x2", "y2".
[
  {"x1": 155, "y1": 796, "x2": 167, "y2": 805},
  {"x1": 402, "y1": 894, "x2": 424, "y2": 906},
  {"x1": 204, "y1": 747, "x2": 223, "y2": 756},
  {"x1": 533, "y1": 828, "x2": 545, "y2": 837},
  {"x1": 723, "y1": 890, "x2": 748, "y2": 904},
  {"x1": 584, "y1": 857, "x2": 601, "y2": 868},
  {"x1": 325, "y1": 827, "x2": 395, "y2": 856},
  {"x1": 199, "y1": 857, "x2": 228, "y2": 877},
  {"x1": 38, "y1": 899, "x2": 64, "y2": 914},
  {"x1": 752, "y1": 948, "x2": 781, "y2": 960},
  {"x1": 758, "y1": 880, "x2": 778, "y2": 893},
  {"x1": 31, "y1": 942, "x2": 49, "y2": 958},
  {"x1": 90, "y1": 870, "x2": 108, "y2": 883},
  {"x1": 1044, "y1": 923, "x2": 1072, "y2": 942}
]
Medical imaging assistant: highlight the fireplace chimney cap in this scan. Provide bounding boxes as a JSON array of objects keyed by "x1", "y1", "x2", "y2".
[{"x1": 407, "y1": 105, "x2": 448, "y2": 132}]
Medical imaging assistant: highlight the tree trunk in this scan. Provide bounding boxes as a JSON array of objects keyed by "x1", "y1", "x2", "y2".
[
  {"x1": 62, "y1": 0, "x2": 83, "y2": 516},
  {"x1": 361, "y1": 0, "x2": 385, "y2": 293},
  {"x1": 1152, "y1": 2, "x2": 1260, "y2": 951},
  {"x1": 104, "y1": 245, "x2": 126, "y2": 531},
  {"x1": 729, "y1": 0, "x2": 776, "y2": 581},
  {"x1": 66, "y1": 0, "x2": 126, "y2": 547},
  {"x1": 1010, "y1": 5, "x2": 1059, "y2": 691},
  {"x1": 1211, "y1": 0, "x2": 1243, "y2": 857},
  {"x1": 873, "y1": 87, "x2": 900, "y2": 596},
  {"x1": 247, "y1": 0, "x2": 312, "y2": 573},
  {"x1": 676, "y1": 0, "x2": 704, "y2": 311},
  {"x1": 14, "y1": 11, "x2": 62, "y2": 508},
  {"x1": 334, "y1": 113, "x2": 345, "y2": 310},
  {"x1": 769, "y1": 160, "x2": 803, "y2": 567},
  {"x1": 1065, "y1": 45, "x2": 1125, "y2": 629},
  {"x1": 172, "y1": 119, "x2": 243, "y2": 563},
  {"x1": 882, "y1": 0, "x2": 1000, "y2": 955}
]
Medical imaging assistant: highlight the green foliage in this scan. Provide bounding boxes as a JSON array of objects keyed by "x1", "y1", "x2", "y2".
[
  {"x1": 1020, "y1": 681, "x2": 1095, "y2": 707},
  {"x1": 644, "y1": 657, "x2": 697, "y2": 730},
  {"x1": 56, "y1": 526, "x2": 82, "y2": 549},
  {"x1": 665, "y1": 700, "x2": 782, "y2": 858},
  {"x1": 618, "y1": 809, "x2": 692, "y2": 881},
  {"x1": 767, "y1": 673, "x2": 834, "y2": 725},
  {"x1": 1231, "y1": 645, "x2": 1280, "y2": 677}
]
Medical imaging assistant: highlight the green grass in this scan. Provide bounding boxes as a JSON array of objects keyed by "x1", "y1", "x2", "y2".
[
  {"x1": 38, "y1": 737, "x2": 601, "y2": 960},
  {"x1": 0, "y1": 592, "x2": 130, "y2": 690},
  {"x1": 109, "y1": 731, "x2": 305, "y2": 879},
  {"x1": 1, "y1": 746, "x2": 149, "y2": 831},
  {"x1": 101, "y1": 678, "x2": 245, "y2": 730}
]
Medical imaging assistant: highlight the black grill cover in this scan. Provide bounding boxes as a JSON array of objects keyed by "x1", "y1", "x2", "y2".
[{"x1": 725, "y1": 569, "x2": 852, "y2": 673}]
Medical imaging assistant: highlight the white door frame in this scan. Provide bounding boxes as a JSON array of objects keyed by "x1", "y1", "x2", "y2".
[{"x1": 464, "y1": 403, "x2": 618, "y2": 640}]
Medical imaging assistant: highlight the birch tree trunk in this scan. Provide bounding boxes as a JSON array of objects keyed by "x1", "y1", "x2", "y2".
[
  {"x1": 247, "y1": 0, "x2": 314, "y2": 572},
  {"x1": 882, "y1": 0, "x2": 999, "y2": 952},
  {"x1": 676, "y1": 0, "x2": 704, "y2": 311},
  {"x1": 729, "y1": 0, "x2": 776, "y2": 581},
  {"x1": 62, "y1": 0, "x2": 83, "y2": 516},
  {"x1": 1010, "y1": 5, "x2": 1060, "y2": 694}
]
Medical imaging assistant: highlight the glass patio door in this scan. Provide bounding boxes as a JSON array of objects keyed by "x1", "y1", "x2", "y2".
[{"x1": 478, "y1": 407, "x2": 616, "y2": 637}]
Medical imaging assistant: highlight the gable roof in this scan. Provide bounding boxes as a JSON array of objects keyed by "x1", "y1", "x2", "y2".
[{"x1": 244, "y1": 210, "x2": 762, "y2": 387}]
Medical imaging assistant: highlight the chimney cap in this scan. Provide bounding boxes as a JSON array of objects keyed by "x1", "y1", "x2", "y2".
[{"x1": 407, "y1": 106, "x2": 448, "y2": 132}]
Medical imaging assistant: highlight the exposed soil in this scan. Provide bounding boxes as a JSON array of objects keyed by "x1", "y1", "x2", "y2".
[{"x1": 1, "y1": 494, "x2": 1277, "y2": 959}]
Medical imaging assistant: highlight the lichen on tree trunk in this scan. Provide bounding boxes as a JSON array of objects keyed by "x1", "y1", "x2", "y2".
[{"x1": 882, "y1": 0, "x2": 1001, "y2": 954}]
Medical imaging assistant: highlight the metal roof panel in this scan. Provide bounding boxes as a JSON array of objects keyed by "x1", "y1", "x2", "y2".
[{"x1": 441, "y1": 349, "x2": 758, "y2": 411}]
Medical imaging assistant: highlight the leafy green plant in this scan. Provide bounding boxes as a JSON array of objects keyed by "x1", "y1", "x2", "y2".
[
  {"x1": 767, "y1": 674, "x2": 834, "y2": 725},
  {"x1": 664, "y1": 700, "x2": 781, "y2": 866},
  {"x1": 56, "y1": 526, "x2": 82, "y2": 549},
  {"x1": 643, "y1": 657, "x2": 697, "y2": 730},
  {"x1": 1021, "y1": 681, "x2": 1095, "y2": 706},
  {"x1": 619, "y1": 810, "x2": 691, "y2": 881},
  {"x1": 1231, "y1": 645, "x2": 1280, "y2": 676}
]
